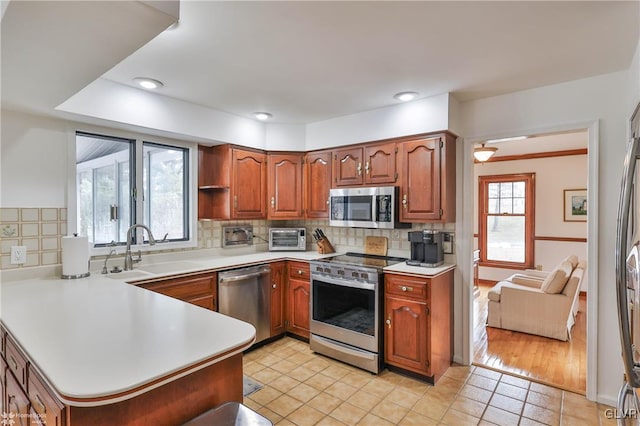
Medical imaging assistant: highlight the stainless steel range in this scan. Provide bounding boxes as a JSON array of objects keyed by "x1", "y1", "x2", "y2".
[{"x1": 309, "y1": 252, "x2": 405, "y2": 373}]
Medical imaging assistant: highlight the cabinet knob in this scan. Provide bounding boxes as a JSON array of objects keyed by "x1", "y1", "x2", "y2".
[
  {"x1": 297, "y1": 270, "x2": 303, "y2": 275},
  {"x1": 402, "y1": 194, "x2": 408, "y2": 208},
  {"x1": 385, "y1": 318, "x2": 391, "y2": 328},
  {"x1": 271, "y1": 196, "x2": 275, "y2": 208},
  {"x1": 234, "y1": 195, "x2": 238, "y2": 209},
  {"x1": 272, "y1": 283, "x2": 277, "y2": 289},
  {"x1": 365, "y1": 161, "x2": 370, "y2": 174},
  {"x1": 401, "y1": 286, "x2": 413, "y2": 292},
  {"x1": 326, "y1": 197, "x2": 330, "y2": 205},
  {"x1": 357, "y1": 162, "x2": 362, "y2": 175}
]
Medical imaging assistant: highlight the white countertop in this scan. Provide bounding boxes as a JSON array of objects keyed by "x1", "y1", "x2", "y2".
[
  {"x1": 0, "y1": 249, "x2": 455, "y2": 406},
  {"x1": 383, "y1": 261, "x2": 456, "y2": 277}
]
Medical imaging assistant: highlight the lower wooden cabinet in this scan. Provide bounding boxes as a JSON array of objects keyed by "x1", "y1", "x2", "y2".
[
  {"x1": 384, "y1": 271, "x2": 453, "y2": 383},
  {"x1": 6, "y1": 371, "x2": 30, "y2": 426},
  {"x1": 286, "y1": 261, "x2": 310, "y2": 339},
  {"x1": 270, "y1": 261, "x2": 286, "y2": 336},
  {"x1": 28, "y1": 366, "x2": 65, "y2": 426},
  {"x1": 0, "y1": 356, "x2": 5, "y2": 416},
  {"x1": 137, "y1": 272, "x2": 217, "y2": 311}
]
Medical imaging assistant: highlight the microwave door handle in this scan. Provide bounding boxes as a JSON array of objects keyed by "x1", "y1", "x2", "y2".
[
  {"x1": 616, "y1": 136, "x2": 640, "y2": 388},
  {"x1": 372, "y1": 196, "x2": 378, "y2": 222}
]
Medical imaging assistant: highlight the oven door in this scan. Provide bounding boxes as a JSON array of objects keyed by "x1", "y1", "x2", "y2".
[{"x1": 310, "y1": 274, "x2": 379, "y2": 352}]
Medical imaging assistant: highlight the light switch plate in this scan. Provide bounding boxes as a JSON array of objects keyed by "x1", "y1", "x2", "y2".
[
  {"x1": 10, "y1": 245, "x2": 27, "y2": 264},
  {"x1": 442, "y1": 233, "x2": 454, "y2": 254}
]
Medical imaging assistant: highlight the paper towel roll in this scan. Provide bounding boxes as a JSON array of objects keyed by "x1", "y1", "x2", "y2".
[{"x1": 62, "y1": 235, "x2": 90, "y2": 279}]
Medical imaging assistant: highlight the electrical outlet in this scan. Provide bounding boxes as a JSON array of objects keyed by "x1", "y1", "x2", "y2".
[{"x1": 10, "y1": 246, "x2": 27, "y2": 264}]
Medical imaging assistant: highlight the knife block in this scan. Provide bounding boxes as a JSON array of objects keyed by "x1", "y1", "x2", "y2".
[{"x1": 316, "y1": 237, "x2": 335, "y2": 254}]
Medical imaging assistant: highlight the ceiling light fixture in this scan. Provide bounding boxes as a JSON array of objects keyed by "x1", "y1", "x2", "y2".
[
  {"x1": 393, "y1": 91, "x2": 419, "y2": 102},
  {"x1": 485, "y1": 135, "x2": 527, "y2": 144},
  {"x1": 473, "y1": 144, "x2": 498, "y2": 162},
  {"x1": 253, "y1": 112, "x2": 272, "y2": 121},
  {"x1": 133, "y1": 77, "x2": 164, "y2": 90}
]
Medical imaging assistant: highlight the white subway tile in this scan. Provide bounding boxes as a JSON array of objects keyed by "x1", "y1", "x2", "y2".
[
  {"x1": 0, "y1": 208, "x2": 18, "y2": 222},
  {"x1": 20, "y1": 208, "x2": 39, "y2": 222},
  {"x1": 41, "y1": 208, "x2": 58, "y2": 221}
]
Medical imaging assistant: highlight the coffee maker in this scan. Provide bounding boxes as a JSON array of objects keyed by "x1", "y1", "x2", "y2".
[{"x1": 407, "y1": 230, "x2": 444, "y2": 267}]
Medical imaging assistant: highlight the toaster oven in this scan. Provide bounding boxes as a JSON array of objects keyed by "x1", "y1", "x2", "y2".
[{"x1": 268, "y1": 228, "x2": 307, "y2": 251}]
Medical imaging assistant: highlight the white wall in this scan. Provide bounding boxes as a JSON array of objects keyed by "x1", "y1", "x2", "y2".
[
  {"x1": 460, "y1": 70, "x2": 629, "y2": 405},
  {"x1": 265, "y1": 123, "x2": 307, "y2": 151},
  {"x1": 629, "y1": 38, "x2": 640, "y2": 115},
  {"x1": 474, "y1": 154, "x2": 588, "y2": 286}
]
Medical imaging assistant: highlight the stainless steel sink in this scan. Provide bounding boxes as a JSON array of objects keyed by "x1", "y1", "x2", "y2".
[{"x1": 137, "y1": 261, "x2": 202, "y2": 274}]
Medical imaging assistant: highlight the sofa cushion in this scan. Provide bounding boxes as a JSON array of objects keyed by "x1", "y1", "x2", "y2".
[
  {"x1": 562, "y1": 255, "x2": 579, "y2": 270},
  {"x1": 541, "y1": 261, "x2": 573, "y2": 293}
]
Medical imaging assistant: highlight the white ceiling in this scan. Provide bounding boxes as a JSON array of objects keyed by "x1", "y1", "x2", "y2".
[
  {"x1": 100, "y1": 1, "x2": 639, "y2": 124},
  {"x1": 483, "y1": 130, "x2": 588, "y2": 158}
]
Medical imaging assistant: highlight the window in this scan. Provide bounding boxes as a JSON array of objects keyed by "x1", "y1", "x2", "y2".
[
  {"x1": 478, "y1": 173, "x2": 535, "y2": 268},
  {"x1": 76, "y1": 132, "x2": 191, "y2": 249}
]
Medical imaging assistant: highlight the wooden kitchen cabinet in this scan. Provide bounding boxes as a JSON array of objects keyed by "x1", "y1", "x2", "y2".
[
  {"x1": 29, "y1": 366, "x2": 65, "y2": 426},
  {"x1": 384, "y1": 271, "x2": 453, "y2": 383},
  {"x1": 1, "y1": 354, "x2": 6, "y2": 414},
  {"x1": 137, "y1": 272, "x2": 217, "y2": 311},
  {"x1": 267, "y1": 153, "x2": 304, "y2": 219},
  {"x1": 198, "y1": 145, "x2": 267, "y2": 220},
  {"x1": 304, "y1": 150, "x2": 332, "y2": 218},
  {"x1": 398, "y1": 133, "x2": 456, "y2": 223},
  {"x1": 6, "y1": 372, "x2": 30, "y2": 426},
  {"x1": 286, "y1": 261, "x2": 311, "y2": 339},
  {"x1": 333, "y1": 143, "x2": 397, "y2": 187},
  {"x1": 270, "y1": 261, "x2": 286, "y2": 337}
]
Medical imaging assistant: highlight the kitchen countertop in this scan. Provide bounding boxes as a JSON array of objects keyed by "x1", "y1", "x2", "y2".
[{"x1": 0, "y1": 249, "x2": 455, "y2": 407}]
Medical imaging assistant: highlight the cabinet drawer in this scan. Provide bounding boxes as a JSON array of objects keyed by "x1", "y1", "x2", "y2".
[
  {"x1": 5, "y1": 336, "x2": 28, "y2": 388},
  {"x1": 288, "y1": 262, "x2": 310, "y2": 280},
  {"x1": 28, "y1": 366, "x2": 65, "y2": 426},
  {"x1": 140, "y1": 273, "x2": 216, "y2": 300},
  {"x1": 385, "y1": 275, "x2": 429, "y2": 300}
]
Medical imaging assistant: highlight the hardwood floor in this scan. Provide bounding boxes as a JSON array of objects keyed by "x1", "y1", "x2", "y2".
[{"x1": 473, "y1": 283, "x2": 587, "y2": 394}]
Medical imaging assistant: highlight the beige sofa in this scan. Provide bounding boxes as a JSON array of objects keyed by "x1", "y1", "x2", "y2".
[{"x1": 486, "y1": 258, "x2": 585, "y2": 341}]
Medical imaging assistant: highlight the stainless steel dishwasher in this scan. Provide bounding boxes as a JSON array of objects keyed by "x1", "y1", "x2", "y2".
[{"x1": 218, "y1": 265, "x2": 271, "y2": 344}]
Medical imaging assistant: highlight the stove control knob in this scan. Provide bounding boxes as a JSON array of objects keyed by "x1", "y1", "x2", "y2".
[
  {"x1": 324, "y1": 268, "x2": 331, "y2": 273},
  {"x1": 338, "y1": 270, "x2": 344, "y2": 275},
  {"x1": 361, "y1": 273, "x2": 368, "y2": 279}
]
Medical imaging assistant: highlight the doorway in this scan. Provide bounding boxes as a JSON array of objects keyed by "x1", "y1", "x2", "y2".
[{"x1": 470, "y1": 130, "x2": 589, "y2": 394}]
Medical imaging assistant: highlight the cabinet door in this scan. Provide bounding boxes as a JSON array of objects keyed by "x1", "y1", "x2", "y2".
[
  {"x1": 399, "y1": 137, "x2": 442, "y2": 222},
  {"x1": 364, "y1": 142, "x2": 397, "y2": 184},
  {"x1": 333, "y1": 147, "x2": 363, "y2": 187},
  {"x1": 268, "y1": 154, "x2": 304, "y2": 219},
  {"x1": 6, "y1": 372, "x2": 29, "y2": 426},
  {"x1": 139, "y1": 272, "x2": 217, "y2": 311},
  {"x1": 384, "y1": 296, "x2": 430, "y2": 375},
  {"x1": 232, "y1": 149, "x2": 267, "y2": 219},
  {"x1": 29, "y1": 367, "x2": 65, "y2": 426},
  {"x1": 287, "y1": 278, "x2": 310, "y2": 339},
  {"x1": 304, "y1": 151, "x2": 332, "y2": 218},
  {"x1": 270, "y1": 262, "x2": 286, "y2": 336},
  {"x1": 0, "y1": 356, "x2": 5, "y2": 415}
]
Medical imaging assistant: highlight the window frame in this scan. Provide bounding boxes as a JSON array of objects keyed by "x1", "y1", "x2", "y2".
[
  {"x1": 71, "y1": 129, "x2": 198, "y2": 256},
  {"x1": 478, "y1": 173, "x2": 535, "y2": 269}
]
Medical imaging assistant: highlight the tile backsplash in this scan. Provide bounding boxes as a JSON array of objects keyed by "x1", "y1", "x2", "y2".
[{"x1": 1, "y1": 208, "x2": 67, "y2": 269}]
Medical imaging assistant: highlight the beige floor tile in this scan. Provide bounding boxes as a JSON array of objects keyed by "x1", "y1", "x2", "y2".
[
  {"x1": 289, "y1": 352, "x2": 315, "y2": 365},
  {"x1": 519, "y1": 417, "x2": 547, "y2": 426},
  {"x1": 273, "y1": 346, "x2": 297, "y2": 358},
  {"x1": 458, "y1": 384, "x2": 493, "y2": 404},
  {"x1": 243, "y1": 397, "x2": 262, "y2": 411},
  {"x1": 308, "y1": 392, "x2": 343, "y2": 414},
  {"x1": 499, "y1": 374, "x2": 531, "y2": 390},
  {"x1": 440, "y1": 408, "x2": 481, "y2": 426},
  {"x1": 426, "y1": 387, "x2": 458, "y2": 405},
  {"x1": 286, "y1": 404, "x2": 326, "y2": 426},
  {"x1": 411, "y1": 394, "x2": 450, "y2": 421},
  {"x1": 315, "y1": 416, "x2": 346, "y2": 426},
  {"x1": 377, "y1": 370, "x2": 407, "y2": 385},
  {"x1": 397, "y1": 376, "x2": 432, "y2": 396},
  {"x1": 289, "y1": 365, "x2": 317, "y2": 382},
  {"x1": 306, "y1": 373, "x2": 337, "y2": 391},
  {"x1": 444, "y1": 364, "x2": 475, "y2": 382},
  {"x1": 522, "y1": 403, "x2": 560, "y2": 425},
  {"x1": 356, "y1": 413, "x2": 395, "y2": 426},
  {"x1": 330, "y1": 401, "x2": 367, "y2": 424},
  {"x1": 435, "y1": 376, "x2": 465, "y2": 394},
  {"x1": 370, "y1": 399, "x2": 409, "y2": 423},
  {"x1": 482, "y1": 406, "x2": 521, "y2": 426},
  {"x1": 494, "y1": 382, "x2": 528, "y2": 401},
  {"x1": 360, "y1": 378, "x2": 395, "y2": 398},
  {"x1": 562, "y1": 392, "x2": 598, "y2": 421},
  {"x1": 530, "y1": 382, "x2": 562, "y2": 398},
  {"x1": 383, "y1": 387, "x2": 422, "y2": 409},
  {"x1": 450, "y1": 395, "x2": 487, "y2": 418},
  {"x1": 269, "y1": 394, "x2": 304, "y2": 417},
  {"x1": 339, "y1": 371, "x2": 373, "y2": 389},
  {"x1": 399, "y1": 410, "x2": 439, "y2": 425},
  {"x1": 478, "y1": 421, "x2": 499, "y2": 426},
  {"x1": 598, "y1": 404, "x2": 618, "y2": 425},
  {"x1": 347, "y1": 389, "x2": 382, "y2": 411},
  {"x1": 271, "y1": 375, "x2": 302, "y2": 393},
  {"x1": 322, "y1": 364, "x2": 351, "y2": 380},
  {"x1": 272, "y1": 359, "x2": 298, "y2": 374},
  {"x1": 474, "y1": 367, "x2": 503, "y2": 381},
  {"x1": 304, "y1": 357, "x2": 331, "y2": 372},
  {"x1": 467, "y1": 374, "x2": 498, "y2": 392},
  {"x1": 489, "y1": 393, "x2": 524, "y2": 415},
  {"x1": 257, "y1": 353, "x2": 284, "y2": 367},
  {"x1": 244, "y1": 361, "x2": 266, "y2": 375},
  {"x1": 324, "y1": 381, "x2": 358, "y2": 400},
  {"x1": 526, "y1": 390, "x2": 561, "y2": 412},
  {"x1": 276, "y1": 419, "x2": 296, "y2": 426},
  {"x1": 249, "y1": 385, "x2": 283, "y2": 406},
  {"x1": 288, "y1": 382, "x2": 321, "y2": 403},
  {"x1": 254, "y1": 367, "x2": 283, "y2": 384},
  {"x1": 561, "y1": 413, "x2": 598, "y2": 426},
  {"x1": 257, "y1": 406, "x2": 283, "y2": 424}
]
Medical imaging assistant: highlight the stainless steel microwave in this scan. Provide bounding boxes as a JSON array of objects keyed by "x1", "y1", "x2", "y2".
[
  {"x1": 269, "y1": 228, "x2": 307, "y2": 251},
  {"x1": 329, "y1": 186, "x2": 410, "y2": 229}
]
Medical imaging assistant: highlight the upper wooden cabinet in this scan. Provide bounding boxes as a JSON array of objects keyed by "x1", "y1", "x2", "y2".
[
  {"x1": 268, "y1": 153, "x2": 304, "y2": 219},
  {"x1": 304, "y1": 150, "x2": 332, "y2": 218},
  {"x1": 198, "y1": 145, "x2": 267, "y2": 220},
  {"x1": 398, "y1": 133, "x2": 456, "y2": 223},
  {"x1": 332, "y1": 142, "x2": 397, "y2": 187}
]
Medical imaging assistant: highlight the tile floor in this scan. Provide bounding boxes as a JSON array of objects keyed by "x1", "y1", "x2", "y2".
[{"x1": 243, "y1": 337, "x2": 616, "y2": 426}]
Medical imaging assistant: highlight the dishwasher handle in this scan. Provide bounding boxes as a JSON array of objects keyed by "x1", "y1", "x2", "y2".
[{"x1": 219, "y1": 267, "x2": 271, "y2": 283}]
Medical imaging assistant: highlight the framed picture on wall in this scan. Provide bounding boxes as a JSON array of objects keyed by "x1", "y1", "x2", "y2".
[{"x1": 564, "y1": 189, "x2": 587, "y2": 222}]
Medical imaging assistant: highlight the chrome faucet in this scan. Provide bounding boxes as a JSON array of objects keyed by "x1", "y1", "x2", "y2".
[
  {"x1": 102, "y1": 249, "x2": 118, "y2": 274},
  {"x1": 124, "y1": 224, "x2": 156, "y2": 270}
]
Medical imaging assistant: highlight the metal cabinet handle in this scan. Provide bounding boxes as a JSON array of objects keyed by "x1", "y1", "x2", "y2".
[
  {"x1": 234, "y1": 195, "x2": 238, "y2": 209},
  {"x1": 326, "y1": 197, "x2": 330, "y2": 206},
  {"x1": 357, "y1": 162, "x2": 362, "y2": 175},
  {"x1": 386, "y1": 318, "x2": 391, "y2": 328},
  {"x1": 365, "y1": 161, "x2": 370, "y2": 174},
  {"x1": 401, "y1": 286, "x2": 413, "y2": 292},
  {"x1": 271, "y1": 196, "x2": 275, "y2": 208},
  {"x1": 402, "y1": 194, "x2": 408, "y2": 208}
]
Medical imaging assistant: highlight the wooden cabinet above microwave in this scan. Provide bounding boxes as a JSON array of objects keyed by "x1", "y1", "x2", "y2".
[{"x1": 332, "y1": 142, "x2": 397, "y2": 187}]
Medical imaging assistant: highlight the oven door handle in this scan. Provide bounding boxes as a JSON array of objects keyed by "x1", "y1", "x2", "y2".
[{"x1": 311, "y1": 274, "x2": 375, "y2": 291}]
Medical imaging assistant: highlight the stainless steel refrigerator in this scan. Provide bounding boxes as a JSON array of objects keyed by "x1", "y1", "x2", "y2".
[{"x1": 616, "y1": 102, "x2": 640, "y2": 425}]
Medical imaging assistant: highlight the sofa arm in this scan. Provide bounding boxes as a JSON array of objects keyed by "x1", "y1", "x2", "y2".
[{"x1": 522, "y1": 269, "x2": 550, "y2": 279}]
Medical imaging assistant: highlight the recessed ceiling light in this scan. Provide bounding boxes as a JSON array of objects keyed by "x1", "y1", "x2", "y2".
[
  {"x1": 253, "y1": 112, "x2": 272, "y2": 121},
  {"x1": 133, "y1": 77, "x2": 164, "y2": 90},
  {"x1": 393, "y1": 91, "x2": 419, "y2": 102}
]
